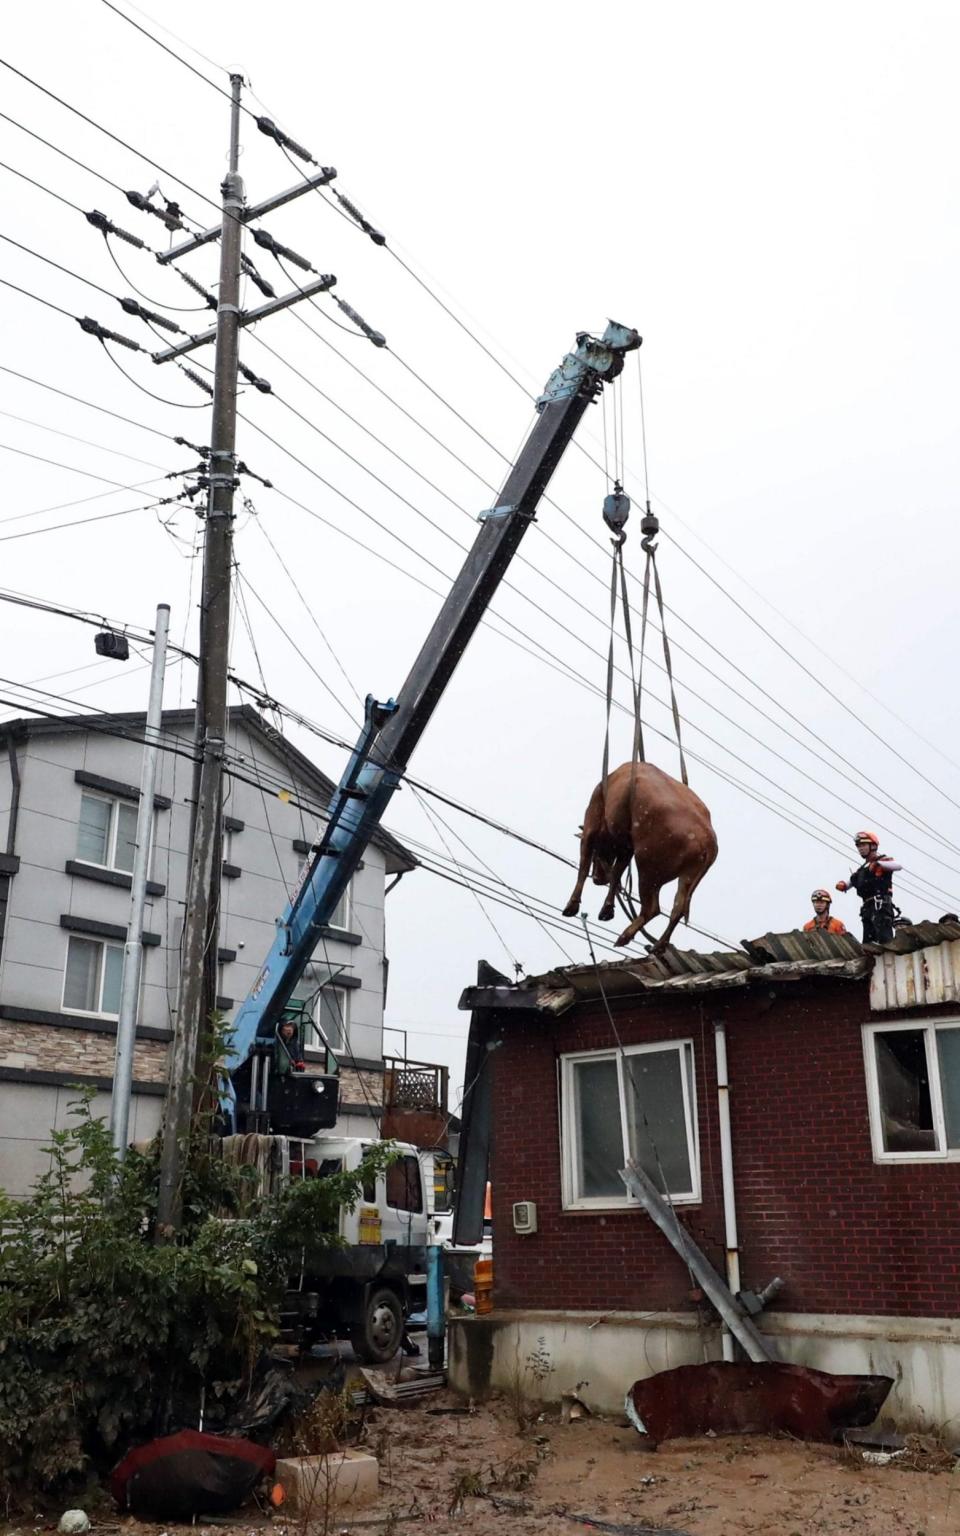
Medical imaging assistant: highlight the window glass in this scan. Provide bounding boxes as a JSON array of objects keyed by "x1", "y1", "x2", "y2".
[
  {"x1": 386, "y1": 1155, "x2": 423, "y2": 1212},
  {"x1": 329, "y1": 885, "x2": 350, "y2": 931},
  {"x1": 316, "y1": 987, "x2": 346, "y2": 1052},
  {"x1": 874, "y1": 1029, "x2": 936, "y2": 1152},
  {"x1": 77, "y1": 795, "x2": 110, "y2": 864},
  {"x1": 624, "y1": 1047, "x2": 693, "y2": 1196},
  {"x1": 114, "y1": 802, "x2": 139, "y2": 873},
  {"x1": 64, "y1": 937, "x2": 100, "y2": 1012},
  {"x1": 101, "y1": 945, "x2": 124, "y2": 1015},
  {"x1": 938, "y1": 1029, "x2": 960, "y2": 1149},
  {"x1": 573, "y1": 1056, "x2": 624, "y2": 1198}
]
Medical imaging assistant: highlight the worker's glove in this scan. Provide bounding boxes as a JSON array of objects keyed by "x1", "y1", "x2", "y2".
[
  {"x1": 294, "y1": 1060, "x2": 306, "y2": 1073},
  {"x1": 836, "y1": 881, "x2": 848, "y2": 893}
]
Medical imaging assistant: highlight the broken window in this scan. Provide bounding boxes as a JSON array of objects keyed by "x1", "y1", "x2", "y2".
[
  {"x1": 866, "y1": 1022, "x2": 960, "y2": 1159},
  {"x1": 561, "y1": 1042, "x2": 700, "y2": 1209}
]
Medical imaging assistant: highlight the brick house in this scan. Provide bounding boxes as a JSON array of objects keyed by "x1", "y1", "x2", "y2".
[
  {"x1": 450, "y1": 923, "x2": 960, "y2": 1429},
  {"x1": 0, "y1": 706, "x2": 415, "y2": 1195}
]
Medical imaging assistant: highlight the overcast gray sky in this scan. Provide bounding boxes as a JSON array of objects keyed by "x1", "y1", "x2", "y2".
[{"x1": 2, "y1": 1, "x2": 958, "y2": 1102}]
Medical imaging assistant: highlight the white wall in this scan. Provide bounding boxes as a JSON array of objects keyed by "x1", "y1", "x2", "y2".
[{"x1": 449, "y1": 1310, "x2": 960, "y2": 1433}]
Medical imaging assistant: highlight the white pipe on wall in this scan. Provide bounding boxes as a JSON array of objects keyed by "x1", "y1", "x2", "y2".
[{"x1": 714, "y1": 1019, "x2": 741, "y2": 1363}]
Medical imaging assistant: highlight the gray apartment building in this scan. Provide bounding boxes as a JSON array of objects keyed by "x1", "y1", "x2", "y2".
[{"x1": 0, "y1": 705, "x2": 416, "y2": 1195}]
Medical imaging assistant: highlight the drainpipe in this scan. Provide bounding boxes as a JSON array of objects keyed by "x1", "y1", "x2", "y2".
[
  {"x1": 714, "y1": 1019, "x2": 741, "y2": 1362},
  {"x1": 6, "y1": 737, "x2": 21, "y2": 857}
]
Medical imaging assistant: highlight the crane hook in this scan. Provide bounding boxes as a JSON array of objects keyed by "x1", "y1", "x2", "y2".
[{"x1": 603, "y1": 480, "x2": 631, "y2": 547}]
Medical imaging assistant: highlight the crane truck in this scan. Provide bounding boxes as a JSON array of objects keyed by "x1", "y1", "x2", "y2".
[{"x1": 219, "y1": 321, "x2": 641, "y2": 1360}]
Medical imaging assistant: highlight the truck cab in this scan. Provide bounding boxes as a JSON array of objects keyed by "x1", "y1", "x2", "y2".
[{"x1": 243, "y1": 1133, "x2": 431, "y2": 1363}]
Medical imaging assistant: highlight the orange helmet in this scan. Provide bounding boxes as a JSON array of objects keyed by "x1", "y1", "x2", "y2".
[
  {"x1": 854, "y1": 830, "x2": 878, "y2": 848},
  {"x1": 811, "y1": 889, "x2": 831, "y2": 903}
]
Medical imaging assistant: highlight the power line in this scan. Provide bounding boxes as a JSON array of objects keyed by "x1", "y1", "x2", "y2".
[
  {"x1": 0, "y1": 157, "x2": 86, "y2": 214},
  {"x1": 0, "y1": 495, "x2": 173, "y2": 546},
  {"x1": 0, "y1": 274, "x2": 75, "y2": 320},
  {"x1": 259, "y1": 159, "x2": 960, "y2": 840},
  {"x1": 240, "y1": 396, "x2": 960, "y2": 879},
  {"x1": 99, "y1": 0, "x2": 241, "y2": 106},
  {"x1": 0, "y1": 407, "x2": 169, "y2": 471},
  {"x1": 0, "y1": 363, "x2": 184, "y2": 440},
  {"x1": 0, "y1": 108, "x2": 129, "y2": 198},
  {"x1": 0, "y1": 57, "x2": 218, "y2": 215},
  {"x1": 661, "y1": 528, "x2": 960, "y2": 817},
  {"x1": 262, "y1": 271, "x2": 960, "y2": 864}
]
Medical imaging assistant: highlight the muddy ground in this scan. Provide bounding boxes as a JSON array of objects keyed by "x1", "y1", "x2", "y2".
[
  {"x1": 5, "y1": 1391, "x2": 957, "y2": 1535},
  {"x1": 349, "y1": 1394, "x2": 960, "y2": 1534}
]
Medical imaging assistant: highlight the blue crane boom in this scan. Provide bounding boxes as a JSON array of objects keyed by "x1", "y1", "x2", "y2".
[{"x1": 224, "y1": 321, "x2": 641, "y2": 1135}]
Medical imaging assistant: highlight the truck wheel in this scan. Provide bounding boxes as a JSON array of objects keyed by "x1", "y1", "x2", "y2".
[{"x1": 351, "y1": 1287, "x2": 403, "y2": 1364}]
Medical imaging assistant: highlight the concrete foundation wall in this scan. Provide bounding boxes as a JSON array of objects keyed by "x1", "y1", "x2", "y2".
[{"x1": 448, "y1": 1310, "x2": 960, "y2": 1433}]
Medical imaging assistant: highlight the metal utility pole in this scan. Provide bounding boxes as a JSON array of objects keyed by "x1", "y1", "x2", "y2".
[
  {"x1": 110, "y1": 602, "x2": 170, "y2": 1159},
  {"x1": 157, "y1": 76, "x2": 244, "y2": 1234}
]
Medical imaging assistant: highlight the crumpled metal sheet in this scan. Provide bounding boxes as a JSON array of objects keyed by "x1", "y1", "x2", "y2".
[
  {"x1": 625, "y1": 1361, "x2": 892, "y2": 1446},
  {"x1": 870, "y1": 936, "x2": 960, "y2": 1012}
]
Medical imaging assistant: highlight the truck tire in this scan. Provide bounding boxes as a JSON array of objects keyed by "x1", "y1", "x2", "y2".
[{"x1": 350, "y1": 1287, "x2": 403, "y2": 1364}]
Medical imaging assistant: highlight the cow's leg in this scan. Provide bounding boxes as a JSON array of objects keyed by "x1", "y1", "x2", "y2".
[
  {"x1": 614, "y1": 875, "x2": 661, "y2": 947},
  {"x1": 562, "y1": 834, "x2": 595, "y2": 918},
  {"x1": 597, "y1": 849, "x2": 631, "y2": 922},
  {"x1": 651, "y1": 868, "x2": 705, "y2": 953}
]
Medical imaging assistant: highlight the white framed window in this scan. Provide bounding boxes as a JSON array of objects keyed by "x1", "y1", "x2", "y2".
[
  {"x1": 76, "y1": 792, "x2": 140, "y2": 874},
  {"x1": 863, "y1": 1019, "x2": 960, "y2": 1161},
  {"x1": 560, "y1": 1040, "x2": 701, "y2": 1209},
  {"x1": 295, "y1": 852, "x2": 351, "y2": 932},
  {"x1": 62, "y1": 935, "x2": 124, "y2": 1017},
  {"x1": 296, "y1": 982, "x2": 348, "y2": 1056}
]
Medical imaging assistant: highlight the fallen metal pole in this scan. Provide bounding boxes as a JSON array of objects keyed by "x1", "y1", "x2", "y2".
[{"x1": 620, "y1": 1160, "x2": 774, "y2": 1363}]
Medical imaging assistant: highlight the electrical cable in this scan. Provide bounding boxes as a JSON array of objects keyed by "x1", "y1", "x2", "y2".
[
  {"x1": 0, "y1": 363, "x2": 176, "y2": 439},
  {"x1": 0, "y1": 108, "x2": 129, "y2": 198},
  {"x1": 99, "y1": 0, "x2": 243, "y2": 107},
  {"x1": 0, "y1": 474, "x2": 173, "y2": 528},
  {"x1": 253, "y1": 515, "x2": 364, "y2": 711},
  {"x1": 0, "y1": 407, "x2": 169, "y2": 471},
  {"x1": 244, "y1": 435, "x2": 951, "y2": 893},
  {"x1": 100, "y1": 235, "x2": 210, "y2": 313},
  {"x1": 0, "y1": 157, "x2": 86, "y2": 213},
  {"x1": 264, "y1": 280, "x2": 960, "y2": 861},
  {"x1": 238, "y1": 344, "x2": 960, "y2": 864},
  {"x1": 261, "y1": 174, "x2": 960, "y2": 839},
  {"x1": 0, "y1": 274, "x2": 75, "y2": 320},
  {"x1": 660, "y1": 527, "x2": 960, "y2": 816},
  {"x1": 99, "y1": 341, "x2": 211, "y2": 408},
  {"x1": 243, "y1": 402, "x2": 960, "y2": 878},
  {"x1": 0, "y1": 57, "x2": 219, "y2": 215}
]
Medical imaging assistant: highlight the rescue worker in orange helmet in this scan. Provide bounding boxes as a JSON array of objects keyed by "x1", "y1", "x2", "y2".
[
  {"x1": 836, "y1": 831, "x2": 902, "y2": 944},
  {"x1": 804, "y1": 889, "x2": 847, "y2": 935}
]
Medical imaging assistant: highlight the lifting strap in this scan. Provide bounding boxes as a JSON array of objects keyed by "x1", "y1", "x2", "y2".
[{"x1": 601, "y1": 489, "x2": 688, "y2": 791}]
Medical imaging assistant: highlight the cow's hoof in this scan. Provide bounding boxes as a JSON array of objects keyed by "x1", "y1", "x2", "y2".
[
  {"x1": 561, "y1": 901, "x2": 579, "y2": 918},
  {"x1": 598, "y1": 905, "x2": 614, "y2": 923},
  {"x1": 614, "y1": 932, "x2": 630, "y2": 947}
]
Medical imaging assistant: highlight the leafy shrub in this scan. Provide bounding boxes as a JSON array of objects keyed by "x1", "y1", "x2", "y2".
[{"x1": 0, "y1": 1091, "x2": 391, "y2": 1501}]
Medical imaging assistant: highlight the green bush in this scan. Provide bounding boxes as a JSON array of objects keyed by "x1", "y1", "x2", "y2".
[{"x1": 0, "y1": 1091, "x2": 391, "y2": 1501}]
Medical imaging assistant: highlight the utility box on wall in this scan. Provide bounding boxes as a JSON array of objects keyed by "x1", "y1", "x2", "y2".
[{"x1": 512, "y1": 1200, "x2": 537, "y2": 1235}]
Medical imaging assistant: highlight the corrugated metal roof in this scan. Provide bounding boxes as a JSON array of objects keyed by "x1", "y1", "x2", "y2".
[
  {"x1": 870, "y1": 936, "x2": 960, "y2": 1012},
  {"x1": 461, "y1": 922, "x2": 960, "y2": 1017}
]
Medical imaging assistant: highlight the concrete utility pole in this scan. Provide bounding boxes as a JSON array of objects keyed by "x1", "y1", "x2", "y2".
[
  {"x1": 154, "y1": 80, "x2": 340, "y2": 1235},
  {"x1": 110, "y1": 602, "x2": 170, "y2": 1160},
  {"x1": 157, "y1": 76, "x2": 244, "y2": 1233}
]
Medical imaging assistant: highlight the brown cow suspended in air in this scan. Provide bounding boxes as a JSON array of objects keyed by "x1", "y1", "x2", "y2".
[{"x1": 562, "y1": 761, "x2": 718, "y2": 950}]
